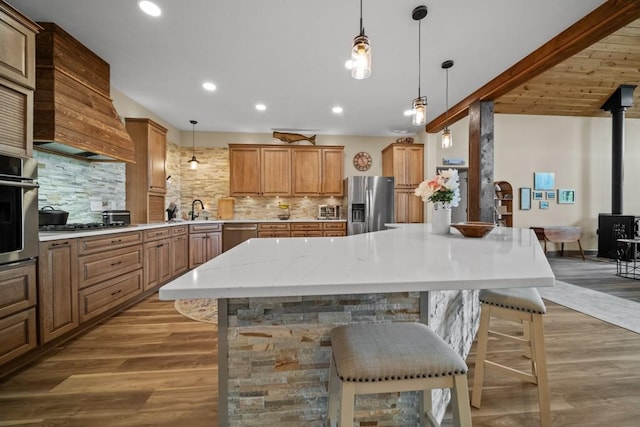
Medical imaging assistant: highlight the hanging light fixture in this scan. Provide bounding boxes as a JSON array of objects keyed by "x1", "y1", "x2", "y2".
[
  {"x1": 441, "y1": 59, "x2": 454, "y2": 148},
  {"x1": 411, "y1": 5, "x2": 428, "y2": 126},
  {"x1": 188, "y1": 120, "x2": 199, "y2": 170},
  {"x1": 350, "y1": 0, "x2": 371, "y2": 80}
]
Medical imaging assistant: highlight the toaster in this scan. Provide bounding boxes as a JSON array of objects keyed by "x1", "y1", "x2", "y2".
[{"x1": 102, "y1": 210, "x2": 131, "y2": 225}]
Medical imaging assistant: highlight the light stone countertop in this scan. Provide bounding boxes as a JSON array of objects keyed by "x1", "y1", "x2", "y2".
[
  {"x1": 38, "y1": 218, "x2": 346, "y2": 241},
  {"x1": 158, "y1": 224, "x2": 555, "y2": 300}
]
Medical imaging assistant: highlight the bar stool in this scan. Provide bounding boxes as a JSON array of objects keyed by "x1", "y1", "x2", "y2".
[
  {"x1": 471, "y1": 288, "x2": 551, "y2": 427},
  {"x1": 327, "y1": 322, "x2": 472, "y2": 427}
]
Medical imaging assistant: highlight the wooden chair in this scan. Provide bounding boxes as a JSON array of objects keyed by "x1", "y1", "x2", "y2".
[
  {"x1": 471, "y1": 288, "x2": 551, "y2": 427},
  {"x1": 327, "y1": 322, "x2": 472, "y2": 427}
]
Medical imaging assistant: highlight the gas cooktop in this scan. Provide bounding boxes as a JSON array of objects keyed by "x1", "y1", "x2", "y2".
[{"x1": 39, "y1": 222, "x2": 129, "y2": 232}]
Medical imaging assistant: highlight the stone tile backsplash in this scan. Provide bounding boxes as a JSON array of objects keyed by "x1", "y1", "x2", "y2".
[
  {"x1": 35, "y1": 151, "x2": 126, "y2": 223},
  {"x1": 35, "y1": 143, "x2": 343, "y2": 224}
]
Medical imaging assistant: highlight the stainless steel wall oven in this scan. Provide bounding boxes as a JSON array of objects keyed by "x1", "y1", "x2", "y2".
[{"x1": 0, "y1": 154, "x2": 38, "y2": 265}]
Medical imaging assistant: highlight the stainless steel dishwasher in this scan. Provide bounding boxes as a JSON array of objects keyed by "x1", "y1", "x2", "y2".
[{"x1": 222, "y1": 223, "x2": 258, "y2": 252}]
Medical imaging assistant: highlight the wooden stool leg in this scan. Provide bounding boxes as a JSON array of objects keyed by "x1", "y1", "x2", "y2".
[
  {"x1": 339, "y1": 382, "x2": 355, "y2": 426},
  {"x1": 451, "y1": 375, "x2": 473, "y2": 427},
  {"x1": 577, "y1": 239, "x2": 585, "y2": 260},
  {"x1": 327, "y1": 356, "x2": 339, "y2": 426},
  {"x1": 531, "y1": 314, "x2": 551, "y2": 427},
  {"x1": 471, "y1": 306, "x2": 491, "y2": 408},
  {"x1": 421, "y1": 389, "x2": 438, "y2": 427}
]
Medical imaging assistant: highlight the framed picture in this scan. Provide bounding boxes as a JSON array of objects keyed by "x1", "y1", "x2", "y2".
[
  {"x1": 534, "y1": 172, "x2": 555, "y2": 190},
  {"x1": 539, "y1": 201, "x2": 550, "y2": 209},
  {"x1": 546, "y1": 191, "x2": 555, "y2": 200},
  {"x1": 519, "y1": 187, "x2": 531, "y2": 210},
  {"x1": 532, "y1": 191, "x2": 544, "y2": 200},
  {"x1": 558, "y1": 189, "x2": 575, "y2": 204}
]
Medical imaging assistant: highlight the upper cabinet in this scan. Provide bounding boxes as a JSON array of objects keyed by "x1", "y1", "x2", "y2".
[
  {"x1": 229, "y1": 144, "x2": 343, "y2": 197},
  {"x1": 292, "y1": 147, "x2": 344, "y2": 196},
  {"x1": 382, "y1": 143, "x2": 425, "y2": 223},
  {"x1": 382, "y1": 143, "x2": 424, "y2": 188},
  {"x1": 125, "y1": 118, "x2": 168, "y2": 224},
  {"x1": 0, "y1": 3, "x2": 39, "y2": 157}
]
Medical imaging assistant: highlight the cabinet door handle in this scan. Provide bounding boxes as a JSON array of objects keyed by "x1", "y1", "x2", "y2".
[
  {"x1": 111, "y1": 289, "x2": 122, "y2": 296},
  {"x1": 51, "y1": 241, "x2": 70, "y2": 247},
  {"x1": 111, "y1": 239, "x2": 123, "y2": 244},
  {"x1": 111, "y1": 261, "x2": 122, "y2": 266},
  {"x1": 156, "y1": 243, "x2": 164, "y2": 248}
]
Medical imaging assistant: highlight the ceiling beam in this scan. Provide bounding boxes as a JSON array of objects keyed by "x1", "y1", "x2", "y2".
[{"x1": 426, "y1": 0, "x2": 640, "y2": 133}]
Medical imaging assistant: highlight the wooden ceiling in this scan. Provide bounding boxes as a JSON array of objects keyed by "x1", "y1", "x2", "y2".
[
  {"x1": 426, "y1": 1, "x2": 640, "y2": 132},
  {"x1": 495, "y1": 18, "x2": 640, "y2": 119}
]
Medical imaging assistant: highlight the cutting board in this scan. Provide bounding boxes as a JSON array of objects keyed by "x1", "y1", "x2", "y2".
[{"x1": 217, "y1": 198, "x2": 235, "y2": 219}]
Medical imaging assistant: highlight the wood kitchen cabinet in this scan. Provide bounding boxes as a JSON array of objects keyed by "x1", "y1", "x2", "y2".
[
  {"x1": 77, "y1": 231, "x2": 143, "y2": 323},
  {"x1": 382, "y1": 143, "x2": 424, "y2": 223},
  {"x1": 38, "y1": 239, "x2": 78, "y2": 344},
  {"x1": 258, "y1": 222, "x2": 291, "y2": 238},
  {"x1": 292, "y1": 147, "x2": 344, "y2": 196},
  {"x1": 229, "y1": 145, "x2": 291, "y2": 196},
  {"x1": 143, "y1": 228, "x2": 172, "y2": 291},
  {"x1": 291, "y1": 222, "x2": 323, "y2": 237},
  {"x1": 322, "y1": 221, "x2": 346, "y2": 237},
  {"x1": 0, "y1": 260, "x2": 37, "y2": 366},
  {"x1": 229, "y1": 144, "x2": 344, "y2": 197},
  {"x1": 125, "y1": 118, "x2": 168, "y2": 223},
  {"x1": 170, "y1": 225, "x2": 189, "y2": 277},
  {"x1": 0, "y1": 3, "x2": 38, "y2": 157},
  {"x1": 189, "y1": 224, "x2": 222, "y2": 269}
]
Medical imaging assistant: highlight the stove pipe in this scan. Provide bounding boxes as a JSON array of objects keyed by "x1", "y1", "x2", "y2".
[{"x1": 600, "y1": 85, "x2": 636, "y2": 214}]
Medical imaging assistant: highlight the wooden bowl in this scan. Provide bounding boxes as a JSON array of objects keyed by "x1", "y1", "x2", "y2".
[{"x1": 451, "y1": 222, "x2": 495, "y2": 238}]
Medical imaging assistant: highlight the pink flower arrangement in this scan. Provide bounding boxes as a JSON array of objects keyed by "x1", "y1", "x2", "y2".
[{"x1": 414, "y1": 168, "x2": 461, "y2": 208}]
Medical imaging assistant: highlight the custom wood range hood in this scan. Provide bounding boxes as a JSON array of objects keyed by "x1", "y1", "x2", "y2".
[{"x1": 32, "y1": 23, "x2": 135, "y2": 162}]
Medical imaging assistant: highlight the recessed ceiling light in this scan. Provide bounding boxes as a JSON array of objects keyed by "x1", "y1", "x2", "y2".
[
  {"x1": 332, "y1": 106, "x2": 343, "y2": 114},
  {"x1": 202, "y1": 82, "x2": 217, "y2": 91},
  {"x1": 255, "y1": 103, "x2": 266, "y2": 111},
  {"x1": 404, "y1": 109, "x2": 414, "y2": 116},
  {"x1": 139, "y1": 1, "x2": 161, "y2": 17}
]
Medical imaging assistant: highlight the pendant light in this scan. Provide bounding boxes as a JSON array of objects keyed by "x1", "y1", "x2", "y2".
[
  {"x1": 188, "y1": 119, "x2": 199, "y2": 170},
  {"x1": 441, "y1": 60, "x2": 454, "y2": 148},
  {"x1": 351, "y1": 0, "x2": 371, "y2": 80},
  {"x1": 411, "y1": 6, "x2": 428, "y2": 126}
]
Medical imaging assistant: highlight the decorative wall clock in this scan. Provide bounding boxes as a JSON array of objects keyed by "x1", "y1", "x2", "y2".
[{"x1": 353, "y1": 151, "x2": 372, "y2": 171}]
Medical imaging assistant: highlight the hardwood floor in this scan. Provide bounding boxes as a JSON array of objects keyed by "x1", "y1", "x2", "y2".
[
  {"x1": 0, "y1": 294, "x2": 218, "y2": 426},
  {"x1": 1, "y1": 256, "x2": 639, "y2": 426}
]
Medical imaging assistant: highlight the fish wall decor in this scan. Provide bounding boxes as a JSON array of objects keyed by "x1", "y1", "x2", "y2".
[{"x1": 273, "y1": 131, "x2": 316, "y2": 145}]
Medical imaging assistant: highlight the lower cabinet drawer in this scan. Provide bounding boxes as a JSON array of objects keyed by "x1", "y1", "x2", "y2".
[
  {"x1": 258, "y1": 231, "x2": 291, "y2": 238},
  {"x1": 0, "y1": 260, "x2": 36, "y2": 319},
  {"x1": 323, "y1": 231, "x2": 346, "y2": 237},
  {"x1": 322, "y1": 222, "x2": 346, "y2": 230},
  {"x1": 291, "y1": 231, "x2": 323, "y2": 237},
  {"x1": 78, "y1": 245, "x2": 143, "y2": 289},
  {"x1": 0, "y1": 308, "x2": 37, "y2": 365},
  {"x1": 291, "y1": 222, "x2": 322, "y2": 231},
  {"x1": 78, "y1": 269, "x2": 143, "y2": 323}
]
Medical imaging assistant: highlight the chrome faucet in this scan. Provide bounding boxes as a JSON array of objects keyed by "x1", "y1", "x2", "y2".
[{"x1": 191, "y1": 199, "x2": 205, "y2": 220}]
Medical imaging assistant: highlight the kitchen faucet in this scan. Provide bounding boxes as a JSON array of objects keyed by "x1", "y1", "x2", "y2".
[{"x1": 191, "y1": 199, "x2": 205, "y2": 220}]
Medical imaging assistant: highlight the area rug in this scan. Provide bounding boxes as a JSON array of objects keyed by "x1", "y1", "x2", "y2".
[
  {"x1": 540, "y1": 281, "x2": 640, "y2": 334},
  {"x1": 173, "y1": 298, "x2": 218, "y2": 324}
]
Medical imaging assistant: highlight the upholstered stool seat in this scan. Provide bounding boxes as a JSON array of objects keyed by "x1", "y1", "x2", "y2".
[
  {"x1": 328, "y1": 322, "x2": 472, "y2": 427},
  {"x1": 472, "y1": 288, "x2": 551, "y2": 427}
]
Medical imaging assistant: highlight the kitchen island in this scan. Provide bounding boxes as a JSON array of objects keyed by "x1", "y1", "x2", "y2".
[{"x1": 159, "y1": 225, "x2": 554, "y2": 426}]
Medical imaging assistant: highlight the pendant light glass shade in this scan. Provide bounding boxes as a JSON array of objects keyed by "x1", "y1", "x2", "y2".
[
  {"x1": 412, "y1": 96, "x2": 427, "y2": 126},
  {"x1": 441, "y1": 59, "x2": 454, "y2": 149},
  {"x1": 441, "y1": 128, "x2": 452, "y2": 148},
  {"x1": 188, "y1": 120, "x2": 199, "y2": 170},
  {"x1": 351, "y1": 34, "x2": 371, "y2": 79},
  {"x1": 350, "y1": 0, "x2": 371, "y2": 80},
  {"x1": 411, "y1": 6, "x2": 428, "y2": 126}
]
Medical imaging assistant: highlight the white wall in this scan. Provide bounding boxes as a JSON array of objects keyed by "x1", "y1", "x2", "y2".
[{"x1": 425, "y1": 113, "x2": 640, "y2": 250}]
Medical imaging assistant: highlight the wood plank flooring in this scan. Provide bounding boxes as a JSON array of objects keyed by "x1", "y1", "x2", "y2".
[{"x1": 0, "y1": 255, "x2": 639, "y2": 426}]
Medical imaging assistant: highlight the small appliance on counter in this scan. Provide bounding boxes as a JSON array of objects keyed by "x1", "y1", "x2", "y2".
[
  {"x1": 102, "y1": 210, "x2": 131, "y2": 226},
  {"x1": 278, "y1": 204, "x2": 290, "y2": 220},
  {"x1": 318, "y1": 204, "x2": 341, "y2": 220}
]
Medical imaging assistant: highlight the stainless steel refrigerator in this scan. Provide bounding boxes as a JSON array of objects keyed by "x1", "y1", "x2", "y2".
[{"x1": 343, "y1": 176, "x2": 395, "y2": 235}]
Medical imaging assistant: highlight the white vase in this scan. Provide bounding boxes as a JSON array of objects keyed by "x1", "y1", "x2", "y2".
[{"x1": 431, "y1": 205, "x2": 451, "y2": 235}]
